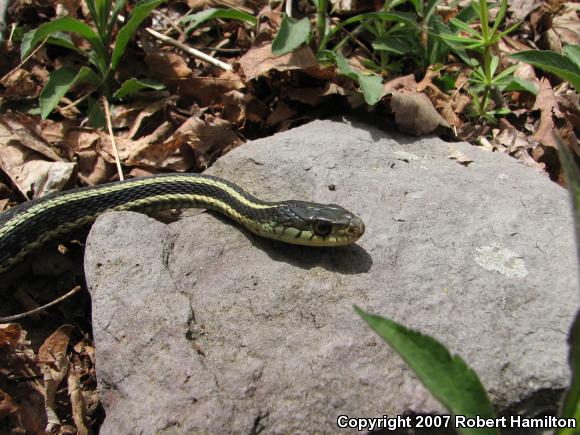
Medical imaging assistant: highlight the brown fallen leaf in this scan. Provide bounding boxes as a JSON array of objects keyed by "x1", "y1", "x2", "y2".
[
  {"x1": 67, "y1": 367, "x2": 92, "y2": 435},
  {"x1": 389, "y1": 91, "x2": 451, "y2": 135},
  {"x1": 417, "y1": 66, "x2": 464, "y2": 128},
  {"x1": 64, "y1": 129, "x2": 116, "y2": 185},
  {"x1": 0, "y1": 69, "x2": 39, "y2": 98},
  {"x1": 124, "y1": 115, "x2": 239, "y2": 171},
  {"x1": 37, "y1": 324, "x2": 75, "y2": 433},
  {"x1": 0, "y1": 115, "x2": 76, "y2": 198},
  {"x1": 221, "y1": 90, "x2": 247, "y2": 124},
  {"x1": 146, "y1": 53, "x2": 244, "y2": 104},
  {"x1": 0, "y1": 324, "x2": 45, "y2": 433},
  {"x1": 267, "y1": 102, "x2": 296, "y2": 126},
  {"x1": 0, "y1": 323, "x2": 22, "y2": 349},
  {"x1": 547, "y1": 2, "x2": 580, "y2": 51},
  {"x1": 237, "y1": 41, "x2": 320, "y2": 81},
  {"x1": 532, "y1": 78, "x2": 564, "y2": 149},
  {"x1": 448, "y1": 150, "x2": 474, "y2": 166}
]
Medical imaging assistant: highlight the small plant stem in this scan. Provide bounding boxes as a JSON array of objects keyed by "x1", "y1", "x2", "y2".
[
  {"x1": 477, "y1": 45, "x2": 490, "y2": 115},
  {"x1": 101, "y1": 96, "x2": 124, "y2": 181},
  {"x1": 479, "y1": 0, "x2": 490, "y2": 42},
  {"x1": 0, "y1": 37, "x2": 47, "y2": 83},
  {"x1": 146, "y1": 27, "x2": 232, "y2": 71},
  {"x1": 0, "y1": 286, "x2": 81, "y2": 322},
  {"x1": 477, "y1": 0, "x2": 492, "y2": 115},
  {"x1": 317, "y1": 0, "x2": 329, "y2": 50},
  {"x1": 285, "y1": 0, "x2": 293, "y2": 18}
]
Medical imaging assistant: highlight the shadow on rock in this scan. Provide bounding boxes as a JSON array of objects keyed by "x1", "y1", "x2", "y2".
[
  {"x1": 250, "y1": 232, "x2": 372, "y2": 275},
  {"x1": 209, "y1": 212, "x2": 372, "y2": 274}
]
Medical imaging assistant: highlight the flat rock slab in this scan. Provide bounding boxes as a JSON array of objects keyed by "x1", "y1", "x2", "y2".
[{"x1": 85, "y1": 119, "x2": 578, "y2": 434}]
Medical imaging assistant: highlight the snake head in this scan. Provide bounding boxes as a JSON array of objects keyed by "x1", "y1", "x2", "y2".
[{"x1": 265, "y1": 200, "x2": 365, "y2": 246}]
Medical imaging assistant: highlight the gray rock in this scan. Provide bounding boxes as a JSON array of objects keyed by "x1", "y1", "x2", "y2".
[{"x1": 85, "y1": 119, "x2": 578, "y2": 434}]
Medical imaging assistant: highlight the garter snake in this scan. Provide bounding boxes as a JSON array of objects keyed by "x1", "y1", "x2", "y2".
[{"x1": 0, "y1": 173, "x2": 365, "y2": 274}]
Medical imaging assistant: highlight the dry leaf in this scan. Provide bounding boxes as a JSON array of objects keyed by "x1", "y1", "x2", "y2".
[
  {"x1": 63, "y1": 129, "x2": 115, "y2": 185},
  {"x1": 417, "y1": 67, "x2": 464, "y2": 128},
  {"x1": 0, "y1": 114, "x2": 76, "y2": 198},
  {"x1": 0, "y1": 323, "x2": 22, "y2": 349},
  {"x1": 448, "y1": 150, "x2": 474, "y2": 166},
  {"x1": 0, "y1": 69, "x2": 39, "y2": 98},
  {"x1": 547, "y1": 2, "x2": 580, "y2": 51},
  {"x1": 532, "y1": 78, "x2": 563, "y2": 148},
  {"x1": 390, "y1": 91, "x2": 451, "y2": 135},
  {"x1": 124, "y1": 116, "x2": 239, "y2": 170},
  {"x1": 267, "y1": 102, "x2": 296, "y2": 126},
  {"x1": 237, "y1": 42, "x2": 319, "y2": 81},
  {"x1": 0, "y1": 324, "x2": 45, "y2": 433},
  {"x1": 67, "y1": 367, "x2": 92, "y2": 435},
  {"x1": 38, "y1": 325, "x2": 74, "y2": 433}
]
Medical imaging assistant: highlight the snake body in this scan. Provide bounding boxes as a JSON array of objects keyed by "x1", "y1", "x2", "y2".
[{"x1": 0, "y1": 173, "x2": 365, "y2": 273}]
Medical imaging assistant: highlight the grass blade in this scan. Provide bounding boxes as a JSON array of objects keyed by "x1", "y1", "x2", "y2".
[
  {"x1": 110, "y1": 0, "x2": 164, "y2": 72},
  {"x1": 182, "y1": 7, "x2": 257, "y2": 33},
  {"x1": 113, "y1": 77, "x2": 165, "y2": 99}
]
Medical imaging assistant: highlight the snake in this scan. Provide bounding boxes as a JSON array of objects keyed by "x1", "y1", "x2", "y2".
[{"x1": 0, "y1": 173, "x2": 365, "y2": 274}]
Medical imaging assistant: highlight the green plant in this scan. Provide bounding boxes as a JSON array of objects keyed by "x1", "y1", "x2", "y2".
[
  {"x1": 438, "y1": 0, "x2": 521, "y2": 121},
  {"x1": 270, "y1": 2, "x2": 416, "y2": 105},
  {"x1": 179, "y1": 7, "x2": 257, "y2": 35},
  {"x1": 21, "y1": 0, "x2": 165, "y2": 120},
  {"x1": 509, "y1": 46, "x2": 580, "y2": 91}
]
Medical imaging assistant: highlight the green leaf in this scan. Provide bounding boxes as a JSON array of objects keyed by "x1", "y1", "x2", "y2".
[
  {"x1": 491, "y1": 0, "x2": 508, "y2": 34},
  {"x1": 354, "y1": 305, "x2": 499, "y2": 435},
  {"x1": 39, "y1": 66, "x2": 78, "y2": 119},
  {"x1": 510, "y1": 50, "x2": 580, "y2": 90},
  {"x1": 564, "y1": 45, "x2": 580, "y2": 70},
  {"x1": 372, "y1": 35, "x2": 418, "y2": 55},
  {"x1": 113, "y1": 77, "x2": 165, "y2": 99},
  {"x1": 334, "y1": 53, "x2": 383, "y2": 105},
  {"x1": 323, "y1": 11, "x2": 416, "y2": 46},
  {"x1": 75, "y1": 66, "x2": 102, "y2": 87},
  {"x1": 110, "y1": 0, "x2": 164, "y2": 72},
  {"x1": 46, "y1": 33, "x2": 87, "y2": 57},
  {"x1": 106, "y1": 0, "x2": 128, "y2": 43},
  {"x1": 357, "y1": 74, "x2": 384, "y2": 105},
  {"x1": 555, "y1": 136, "x2": 580, "y2": 267},
  {"x1": 449, "y1": 18, "x2": 482, "y2": 38},
  {"x1": 454, "y1": 2, "x2": 479, "y2": 24},
  {"x1": 182, "y1": 7, "x2": 257, "y2": 33},
  {"x1": 272, "y1": 15, "x2": 311, "y2": 56},
  {"x1": 558, "y1": 313, "x2": 580, "y2": 435},
  {"x1": 39, "y1": 66, "x2": 101, "y2": 119},
  {"x1": 503, "y1": 77, "x2": 538, "y2": 94},
  {"x1": 439, "y1": 33, "x2": 482, "y2": 45},
  {"x1": 21, "y1": 17, "x2": 108, "y2": 75},
  {"x1": 87, "y1": 96, "x2": 106, "y2": 128}
]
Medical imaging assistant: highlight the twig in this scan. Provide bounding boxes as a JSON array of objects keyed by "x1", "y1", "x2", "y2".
[
  {"x1": 101, "y1": 96, "x2": 125, "y2": 181},
  {"x1": 60, "y1": 87, "x2": 98, "y2": 112},
  {"x1": 0, "y1": 286, "x2": 81, "y2": 322},
  {"x1": 0, "y1": 37, "x2": 48, "y2": 83},
  {"x1": 146, "y1": 27, "x2": 232, "y2": 71},
  {"x1": 285, "y1": 0, "x2": 293, "y2": 18}
]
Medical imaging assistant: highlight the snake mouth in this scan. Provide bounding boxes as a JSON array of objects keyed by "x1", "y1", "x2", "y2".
[
  {"x1": 345, "y1": 216, "x2": 365, "y2": 242},
  {"x1": 260, "y1": 214, "x2": 365, "y2": 247}
]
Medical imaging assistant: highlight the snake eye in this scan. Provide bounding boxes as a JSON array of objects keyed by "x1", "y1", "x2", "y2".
[{"x1": 312, "y1": 220, "x2": 332, "y2": 237}]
